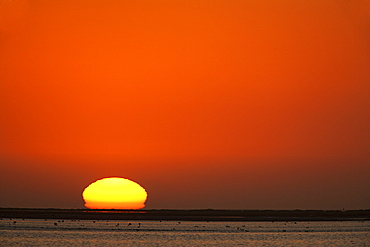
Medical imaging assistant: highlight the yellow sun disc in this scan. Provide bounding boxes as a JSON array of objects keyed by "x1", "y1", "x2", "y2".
[{"x1": 82, "y1": 177, "x2": 148, "y2": 209}]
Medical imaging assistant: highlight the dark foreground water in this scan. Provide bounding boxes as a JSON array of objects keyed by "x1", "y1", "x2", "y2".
[{"x1": 1, "y1": 219, "x2": 369, "y2": 246}]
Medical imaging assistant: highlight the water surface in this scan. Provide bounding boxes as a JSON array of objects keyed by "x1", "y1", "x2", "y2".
[{"x1": 1, "y1": 219, "x2": 369, "y2": 246}]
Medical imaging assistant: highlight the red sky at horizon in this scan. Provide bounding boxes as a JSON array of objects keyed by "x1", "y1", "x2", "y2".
[{"x1": 1, "y1": 0, "x2": 369, "y2": 210}]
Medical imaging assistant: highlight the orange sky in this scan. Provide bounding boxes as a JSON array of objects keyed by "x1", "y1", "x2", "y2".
[{"x1": 1, "y1": 0, "x2": 369, "y2": 209}]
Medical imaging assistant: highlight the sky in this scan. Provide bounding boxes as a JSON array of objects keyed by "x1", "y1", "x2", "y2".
[{"x1": 0, "y1": 0, "x2": 369, "y2": 210}]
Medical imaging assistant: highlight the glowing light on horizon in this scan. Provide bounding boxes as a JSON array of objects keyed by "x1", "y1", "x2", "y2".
[{"x1": 82, "y1": 177, "x2": 147, "y2": 209}]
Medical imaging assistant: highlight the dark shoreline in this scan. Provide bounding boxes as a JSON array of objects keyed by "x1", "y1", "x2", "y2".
[{"x1": 1, "y1": 208, "x2": 369, "y2": 222}]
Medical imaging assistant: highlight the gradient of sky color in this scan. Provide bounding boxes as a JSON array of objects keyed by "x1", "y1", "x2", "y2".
[{"x1": 1, "y1": 0, "x2": 369, "y2": 209}]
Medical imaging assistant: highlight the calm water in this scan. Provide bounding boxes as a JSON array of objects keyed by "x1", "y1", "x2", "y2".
[{"x1": 0, "y1": 218, "x2": 369, "y2": 246}]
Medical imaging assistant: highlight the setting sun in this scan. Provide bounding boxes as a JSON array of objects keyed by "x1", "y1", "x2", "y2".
[{"x1": 82, "y1": 177, "x2": 147, "y2": 209}]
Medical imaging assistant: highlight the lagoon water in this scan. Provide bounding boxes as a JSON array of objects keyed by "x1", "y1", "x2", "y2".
[{"x1": 1, "y1": 219, "x2": 369, "y2": 246}]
